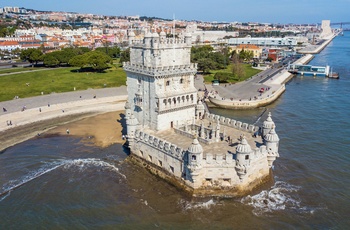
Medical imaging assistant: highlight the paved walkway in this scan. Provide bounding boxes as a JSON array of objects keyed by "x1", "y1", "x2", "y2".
[
  {"x1": 0, "y1": 86, "x2": 128, "y2": 133},
  {"x1": 0, "y1": 86, "x2": 127, "y2": 114}
]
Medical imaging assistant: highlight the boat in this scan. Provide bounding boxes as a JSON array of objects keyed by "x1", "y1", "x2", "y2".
[
  {"x1": 328, "y1": 72, "x2": 339, "y2": 79},
  {"x1": 328, "y1": 68, "x2": 339, "y2": 79}
]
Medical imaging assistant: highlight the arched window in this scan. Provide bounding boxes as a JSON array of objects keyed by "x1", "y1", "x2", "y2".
[
  {"x1": 180, "y1": 78, "x2": 184, "y2": 84},
  {"x1": 173, "y1": 98, "x2": 176, "y2": 104},
  {"x1": 192, "y1": 155, "x2": 197, "y2": 161},
  {"x1": 190, "y1": 94, "x2": 194, "y2": 102},
  {"x1": 166, "y1": 80, "x2": 170, "y2": 86},
  {"x1": 163, "y1": 99, "x2": 167, "y2": 105}
]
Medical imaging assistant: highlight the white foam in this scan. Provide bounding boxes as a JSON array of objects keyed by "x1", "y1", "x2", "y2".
[
  {"x1": 0, "y1": 158, "x2": 126, "y2": 200},
  {"x1": 62, "y1": 158, "x2": 127, "y2": 179},
  {"x1": 1, "y1": 162, "x2": 64, "y2": 199},
  {"x1": 241, "y1": 181, "x2": 307, "y2": 216},
  {"x1": 183, "y1": 199, "x2": 216, "y2": 210}
]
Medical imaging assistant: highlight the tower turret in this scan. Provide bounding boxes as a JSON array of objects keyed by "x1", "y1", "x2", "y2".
[
  {"x1": 184, "y1": 32, "x2": 192, "y2": 45},
  {"x1": 187, "y1": 138, "x2": 203, "y2": 187},
  {"x1": 195, "y1": 100, "x2": 205, "y2": 120},
  {"x1": 126, "y1": 113, "x2": 139, "y2": 148},
  {"x1": 159, "y1": 29, "x2": 166, "y2": 43},
  {"x1": 128, "y1": 29, "x2": 135, "y2": 46},
  {"x1": 265, "y1": 125, "x2": 280, "y2": 167},
  {"x1": 144, "y1": 30, "x2": 152, "y2": 48},
  {"x1": 235, "y1": 136, "x2": 252, "y2": 180},
  {"x1": 262, "y1": 112, "x2": 275, "y2": 138},
  {"x1": 124, "y1": 101, "x2": 131, "y2": 119},
  {"x1": 151, "y1": 31, "x2": 159, "y2": 49}
]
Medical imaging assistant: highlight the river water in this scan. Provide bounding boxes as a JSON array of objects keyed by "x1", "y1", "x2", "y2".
[{"x1": 1, "y1": 33, "x2": 349, "y2": 229}]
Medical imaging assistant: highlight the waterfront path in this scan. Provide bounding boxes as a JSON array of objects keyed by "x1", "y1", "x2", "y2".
[{"x1": 0, "y1": 86, "x2": 128, "y2": 151}]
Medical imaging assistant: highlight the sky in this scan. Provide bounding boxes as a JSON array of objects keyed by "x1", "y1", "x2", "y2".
[{"x1": 1, "y1": 0, "x2": 350, "y2": 24}]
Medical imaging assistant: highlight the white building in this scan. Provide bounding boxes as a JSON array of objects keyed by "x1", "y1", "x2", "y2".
[
  {"x1": 124, "y1": 30, "x2": 197, "y2": 131},
  {"x1": 124, "y1": 30, "x2": 280, "y2": 196},
  {"x1": 228, "y1": 36, "x2": 297, "y2": 47}
]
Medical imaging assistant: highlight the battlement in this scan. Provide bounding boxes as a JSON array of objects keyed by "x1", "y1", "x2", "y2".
[
  {"x1": 130, "y1": 35, "x2": 192, "y2": 49},
  {"x1": 123, "y1": 62, "x2": 197, "y2": 77},
  {"x1": 205, "y1": 113, "x2": 260, "y2": 133},
  {"x1": 134, "y1": 129, "x2": 186, "y2": 161}
]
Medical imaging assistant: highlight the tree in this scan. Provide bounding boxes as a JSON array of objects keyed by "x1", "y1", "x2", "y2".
[
  {"x1": 231, "y1": 53, "x2": 245, "y2": 81},
  {"x1": 20, "y1": 48, "x2": 43, "y2": 67},
  {"x1": 239, "y1": 49, "x2": 254, "y2": 62},
  {"x1": 69, "y1": 55, "x2": 86, "y2": 69},
  {"x1": 119, "y1": 48, "x2": 130, "y2": 64},
  {"x1": 86, "y1": 51, "x2": 112, "y2": 71},
  {"x1": 95, "y1": 46, "x2": 120, "y2": 58},
  {"x1": 197, "y1": 58, "x2": 216, "y2": 74},
  {"x1": 69, "y1": 51, "x2": 112, "y2": 72},
  {"x1": 43, "y1": 52, "x2": 60, "y2": 67}
]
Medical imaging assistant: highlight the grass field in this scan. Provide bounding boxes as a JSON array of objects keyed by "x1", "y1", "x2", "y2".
[
  {"x1": 0, "y1": 67, "x2": 37, "y2": 75},
  {"x1": 203, "y1": 64, "x2": 262, "y2": 83},
  {"x1": 0, "y1": 61, "x2": 261, "y2": 102},
  {"x1": 0, "y1": 64, "x2": 126, "y2": 102}
]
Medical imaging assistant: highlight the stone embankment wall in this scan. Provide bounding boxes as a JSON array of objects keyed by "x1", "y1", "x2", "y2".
[{"x1": 209, "y1": 84, "x2": 286, "y2": 109}]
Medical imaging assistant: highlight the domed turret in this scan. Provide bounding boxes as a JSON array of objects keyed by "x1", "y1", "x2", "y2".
[
  {"x1": 265, "y1": 126, "x2": 280, "y2": 167},
  {"x1": 196, "y1": 100, "x2": 205, "y2": 120},
  {"x1": 144, "y1": 29, "x2": 152, "y2": 47},
  {"x1": 265, "y1": 126, "x2": 279, "y2": 153},
  {"x1": 187, "y1": 138, "x2": 203, "y2": 187},
  {"x1": 128, "y1": 30, "x2": 135, "y2": 46},
  {"x1": 236, "y1": 136, "x2": 252, "y2": 154},
  {"x1": 188, "y1": 138, "x2": 203, "y2": 155},
  {"x1": 125, "y1": 101, "x2": 131, "y2": 118},
  {"x1": 151, "y1": 31, "x2": 159, "y2": 48},
  {"x1": 262, "y1": 112, "x2": 275, "y2": 138},
  {"x1": 184, "y1": 32, "x2": 192, "y2": 45},
  {"x1": 235, "y1": 136, "x2": 252, "y2": 180},
  {"x1": 265, "y1": 126, "x2": 279, "y2": 143},
  {"x1": 126, "y1": 113, "x2": 139, "y2": 148}
]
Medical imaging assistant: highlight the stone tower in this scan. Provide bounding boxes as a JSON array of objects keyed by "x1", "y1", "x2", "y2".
[{"x1": 124, "y1": 30, "x2": 198, "y2": 131}]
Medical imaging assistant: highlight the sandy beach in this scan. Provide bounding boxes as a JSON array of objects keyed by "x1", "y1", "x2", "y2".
[{"x1": 0, "y1": 87, "x2": 128, "y2": 152}]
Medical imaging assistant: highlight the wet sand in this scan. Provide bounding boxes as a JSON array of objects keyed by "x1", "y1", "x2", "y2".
[
  {"x1": 0, "y1": 111, "x2": 126, "y2": 152},
  {"x1": 46, "y1": 111, "x2": 126, "y2": 148}
]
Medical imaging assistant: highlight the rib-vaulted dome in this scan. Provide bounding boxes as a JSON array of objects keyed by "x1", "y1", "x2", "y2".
[
  {"x1": 127, "y1": 114, "x2": 139, "y2": 126},
  {"x1": 263, "y1": 112, "x2": 275, "y2": 129},
  {"x1": 236, "y1": 137, "x2": 252, "y2": 153},
  {"x1": 265, "y1": 126, "x2": 279, "y2": 142},
  {"x1": 188, "y1": 138, "x2": 203, "y2": 154}
]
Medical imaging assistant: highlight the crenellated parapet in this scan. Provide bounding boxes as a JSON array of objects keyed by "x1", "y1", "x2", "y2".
[
  {"x1": 134, "y1": 129, "x2": 185, "y2": 160},
  {"x1": 205, "y1": 113, "x2": 259, "y2": 133},
  {"x1": 123, "y1": 62, "x2": 197, "y2": 78},
  {"x1": 130, "y1": 34, "x2": 192, "y2": 48}
]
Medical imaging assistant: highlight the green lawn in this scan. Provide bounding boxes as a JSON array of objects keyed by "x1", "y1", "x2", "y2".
[
  {"x1": 0, "y1": 67, "x2": 37, "y2": 74},
  {"x1": 203, "y1": 64, "x2": 262, "y2": 84},
  {"x1": 0, "y1": 65, "x2": 126, "y2": 102}
]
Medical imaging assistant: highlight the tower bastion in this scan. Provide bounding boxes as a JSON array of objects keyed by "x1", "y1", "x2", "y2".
[{"x1": 124, "y1": 30, "x2": 280, "y2": 197}]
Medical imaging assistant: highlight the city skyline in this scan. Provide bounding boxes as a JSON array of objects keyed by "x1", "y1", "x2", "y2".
[{"x1": 1, "y1": 0, "x2": 349, "y2": 24}]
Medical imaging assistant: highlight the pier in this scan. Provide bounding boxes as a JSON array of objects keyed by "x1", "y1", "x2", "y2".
[{"x1": 288, "y1": 64, "x2": 330, "y2": 77}]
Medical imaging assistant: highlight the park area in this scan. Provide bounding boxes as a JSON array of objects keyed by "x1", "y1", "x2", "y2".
[{"x1": 0, "y1": 64, "x2": 126, "y2": 102}]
